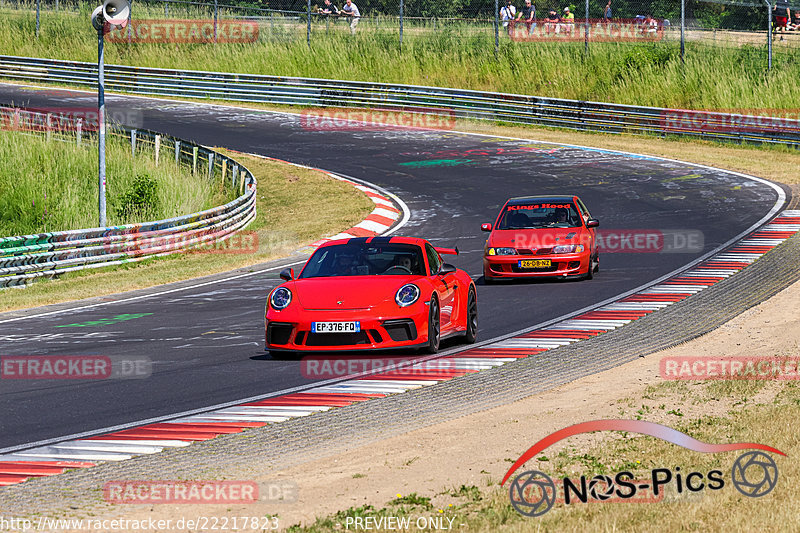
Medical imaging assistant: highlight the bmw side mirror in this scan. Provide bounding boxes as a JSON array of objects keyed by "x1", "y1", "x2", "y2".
[
  {"x1": 481, "y1": 223, "x2": 492, "y2": 232},
  {"x1": 438, "y1": 263, "x2": 457, "y2": 275},
  {"x1": 279, "y1": 268, "x2": 294, "y2": 281},
  {"x1": 586, "y1": 219, "x2": 600, "y2": 228}
]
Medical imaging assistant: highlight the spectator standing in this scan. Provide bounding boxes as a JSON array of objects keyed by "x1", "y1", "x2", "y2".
[
  {"x1": 562, "y1": 6, "x2": 575, "y2": 35},
  {"x1": 516, "y1": 0, "x2": 536, "y2": 36},
  {"x1": 544, "y1": 8, "x2": 560, "y2": 34},
  {"x1": 342, "y1": 0, "x2": 360, "y2": 34},
  {"x1": 320, "y1": 0, "x2": 339, "y2": 16},
  {"x1": 773, "y1": 1, "x2": 791, "y2": 39},
  {"x1": 500, "y1": 0, "x2": 517, "y2": 37},
  {"x1": 603, "y1": 0, "x2": 612, "y2": 23}
]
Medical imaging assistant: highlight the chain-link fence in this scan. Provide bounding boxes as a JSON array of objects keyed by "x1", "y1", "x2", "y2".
[{"x1": 4, "y1": 0, "x2": 799, "y2": 66}]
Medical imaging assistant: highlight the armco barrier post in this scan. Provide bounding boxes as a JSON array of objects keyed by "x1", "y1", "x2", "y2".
[
  {"x1": 192, "y1": 146, "x2": 198, "y2": 174},
  {"x1": 36, "y1": 0, "x2": 40, "y2": 37},
  {"x1": 175, "y1": 139, "x2": 180, "y2": 164},
  {"x1": 214, "y1": 0, "x2": 219, "y2": 43},
  {"x1": 130, "y1": 129, "x2": 136, "y2": 155}
]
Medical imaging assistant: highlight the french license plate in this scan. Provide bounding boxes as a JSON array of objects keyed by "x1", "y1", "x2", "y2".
[
  {"x1": 518, "y1": 259, "x2": 552, "y2": 269},
  {"x1": 312, "y1": 321, "x2": 361, "y2": 333}
]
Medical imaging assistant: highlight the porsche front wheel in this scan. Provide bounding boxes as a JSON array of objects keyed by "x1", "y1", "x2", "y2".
[
  {"x1": 425, "y1": 298, "x2": 441, "y2": 354},
  {"x1": 464, "y1": 288, "x2": 478, "y2": 344}
]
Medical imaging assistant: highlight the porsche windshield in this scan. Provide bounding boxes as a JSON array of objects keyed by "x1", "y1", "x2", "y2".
[
  {"x1": 299, "y1": 243, "x2": 426, "y2": 278},
  {"x1": 497, "y1": 202, "x2": 582, "y2": 229}
]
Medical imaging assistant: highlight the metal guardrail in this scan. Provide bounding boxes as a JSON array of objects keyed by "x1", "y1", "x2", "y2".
[
  {"x1": 0, "y1": 54, "x2": 798, "y2": 148},
  {"x1": 0, "y1": 105, "x2": 257, "y2": 288}
]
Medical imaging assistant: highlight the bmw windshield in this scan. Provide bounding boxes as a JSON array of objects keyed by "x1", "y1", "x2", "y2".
[{"x1": 497, "y1": 202, "x2": 582, "y2": 229}]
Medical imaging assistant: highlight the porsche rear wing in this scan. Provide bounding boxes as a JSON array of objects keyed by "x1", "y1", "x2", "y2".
[{"x1": 435, "y1": 246, "x2": 459, "y2": 256}]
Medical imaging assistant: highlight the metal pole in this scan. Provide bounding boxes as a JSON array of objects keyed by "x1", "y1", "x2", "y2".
[
  {"x1": 55, "y1": 0, "x2": 59, "y2": 12},
  {"x1": 399, "y1": 0, "x2": 404, "y2": 50},
  {"x1": 494, "y1": 0, "x2": 499, "y2": 59},
  {"x1": 165, "y1": 1, "x2": 168, "y2": 17},
  {"x1": 307, "y1": 0, "x2": 311, "y2": 46},
  {"x1": 765, "y1": 0, "x2": 772, "y2": 71},
  {"x1": 127, "y1": 0, "x2": 132, "y2": 44},
  {"x1": 214, "y1": 0, "x2": 218, "y2": 43},
  {"x1": 97, "y1": 27, "x2": 107, "y2": 228},
  {"x1": 680, "y1": 0, "x2": 685, "y2": 64},
  {"x1": 584, "y1": 0, "x2": 589, "y2": 55},
  {"x1": 35, "y1": 0, "x2": 40, "y2": 37}
]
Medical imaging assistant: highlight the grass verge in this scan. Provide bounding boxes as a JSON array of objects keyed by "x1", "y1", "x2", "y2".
[
  {"x1": 0, "y1": 151, "x2": 374, "y2": 313},
  {"x1": 0, "y1": 128, "x2": 217, "y2": 236},
  {"x1": 1, "y1": 7, "x2": 799, "y2": 110},
  {"x1": 287, "y1": 379, "x2": 798, "y2": 532}
]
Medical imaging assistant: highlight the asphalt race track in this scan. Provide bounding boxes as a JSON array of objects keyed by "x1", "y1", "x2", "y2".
[{"x1": 0, "y1": 84, "x2": 787, "y2": 450}]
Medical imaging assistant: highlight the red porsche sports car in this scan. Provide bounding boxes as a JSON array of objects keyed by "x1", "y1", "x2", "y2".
[
  {"x1": 481, "y1": 195, "x2": 599, "y2": 282},
  {"x1": 265, "y1": 236, "x2": 477, "y2": 355}
]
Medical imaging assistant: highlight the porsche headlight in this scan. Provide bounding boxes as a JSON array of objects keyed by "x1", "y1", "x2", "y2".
[
  {"x1": 395, "y1": 283, "x2": 420, "y2": 307},
  {"x1": 270, "y1": 287, "x2": 292, "y2": 310},
  {"x1": 487, "y1": 247, "x2": 517, "y2": 256},
  {"x1": 552, "y1": 244, "x2": 585, "y2": 254}
]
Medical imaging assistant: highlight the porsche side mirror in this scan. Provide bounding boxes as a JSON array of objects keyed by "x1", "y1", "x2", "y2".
[
  {"x1": 438, "y1": 263, "x2": 457, "y2": 275},
  {"x1": 279, "y1": 268, "x2": 294, "y2": 281},
  {"x1": 481, "y1": 223, "x2": 492, "y2": 232},
  {"x1": 586, "y1": 219, "x2": 600, "y2": 228}
]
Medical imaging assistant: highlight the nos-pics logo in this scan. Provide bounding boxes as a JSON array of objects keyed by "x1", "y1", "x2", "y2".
[{"x1": 502, "y1": 420, "x2": 783, "y2": 517}]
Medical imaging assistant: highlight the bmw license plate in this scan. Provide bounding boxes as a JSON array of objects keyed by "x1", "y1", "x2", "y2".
[
  {"x1": 518, "y1": 259, "x2": 552, "y2": 269},
  {"x1": 312, "y1": 321, "x2": 361, "y2": 333}
]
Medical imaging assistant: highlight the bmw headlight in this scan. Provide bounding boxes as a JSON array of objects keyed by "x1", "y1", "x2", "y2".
[
  {"x1": 552, "y1": 244, "x2": 585, "y2": 254},
  {"x1": 270, "y1": 287, "x2": 292, "y2": 310},
  {"x1": 395, "y1": 283, "x2": 420, "y2": 307},
  {"x1": 487, "y1": 247, "x2": 517, "y2": 256}
]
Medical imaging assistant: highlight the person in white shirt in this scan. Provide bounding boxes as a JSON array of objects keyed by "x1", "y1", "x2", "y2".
[
  {"x1": 500, "y1": 0, "x2": 517, "y2": 36},
  {"x1": 342, "y1": 0, "x2": 360, "y2": 34}
]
